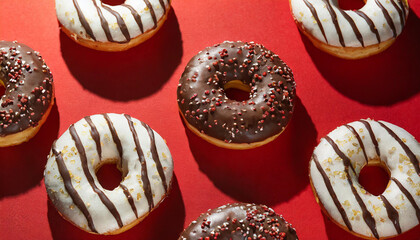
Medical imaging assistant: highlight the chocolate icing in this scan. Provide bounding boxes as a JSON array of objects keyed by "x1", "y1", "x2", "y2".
[
  {"x1": 179, "y1": 203, "x2": 298, "y2": 240},
  {"x1": 0, "y1": 41, "x2": 53, "y2": 136},
  {"x1": 177, "y1": 41, "x2": 296, "y2": 144}
]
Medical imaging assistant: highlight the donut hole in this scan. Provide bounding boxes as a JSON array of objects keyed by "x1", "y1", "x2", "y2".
[
  {"x1": 101, "y1": 0, "x2": 125, "y2": 6},
  {"x1": 358, "y1": 164, "x2": 390, "y2": 196},
  {"x1": 224, "y1": 80, "x2": 251, "y2": 102},
  {"x1": 338, "y1": 0, "x2": 366, "y2": 10},
  {"x1": 0, "y1": 81, "x2": 5, "y2": 97},
  {"x1": 96, "y1": 162, "x2": 123, "y2": 191}
]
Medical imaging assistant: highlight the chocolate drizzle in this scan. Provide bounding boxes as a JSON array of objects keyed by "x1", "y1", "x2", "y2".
[
  {"x1": 375, "y1": 0, "x2": 397, "y2": 38},
  {"x1": 141, "y1": 122, "x2": 168, "y2": 191},
  {"x1": 0, "y1": 41, "x2": 54, "y2": 136},
  {"x1": 359, "y1": 120, "x2": 380, "y2": 157},
  {"x1": 101, "y1": 3, "x2": 131, "y2": 42},
  {"x1": 69, "y1": 124, "x2": 123, "y2": 228},
  {"x1": 378, "y1": 121, "x2": 420, "y2": 175},
  {"x1": 178, "y1": 203, "x2": 298, "y2": 240},
  {"x1": 324, "y1": 136, "x2": 379, "y2": 239},
  {"x1": 177, "y1": 41, "x2": 296, "y2": 144},
  {"x1": 52, "y1": 144, "x2": 97, "y2": 233},
  {"x1": 391, "y1": 177, "x2": 420, "y2": 222},
  {"x1": 355, "y1": 11, "x2": 381, "y2": 44},
  {"x1": 313, "y1": 154, "x2": 353, "y2": 231},
  {"x1": 159, "y1": 0, "x2": 166, "y2": 14},
  {"x1": 390, "y1": 0, "x2": 405, "y2": 30},
  {"x1": 120, "y1": 183, "x2": 139, "y2": 218},
  {"x1": 144, "y1": 0, "x2": 158, "y2": 28},
  {"x1": 103, "y1": 113, "x2": 123, "y2": 164},
  {"x1": 92, "y1": 0, "x2": 114, "y2": 42},
  {"x1": 72, "y1": 0, "x2": 96, "y2": 40},
  {"x1": 345, "y1": 124, "x2": 368, "y2": 163},
  {"x1": 69, "y1": 0, "x2": 167, "y2": 42},
  {"x1": 379, "y1": 195, "x2": 402, "y2": 234},
  {"x1": 303, "y1": 0, "x2": 328, "y2": 43},
  {"x1": 122, "y1": 4, "x2": 144, "y2": 33},
  {"x1": 124, "y1": 114, "x2": 154, "y2": 211},
  {"x1": 339, "y1": 10, "x2": 364, "y2": 47},
  {"x1": 325, "y1": 1, "x2": 345, "y2": 47},
  {"x1": 84, "y1": 116, "x2": 102, "y2": 158}
]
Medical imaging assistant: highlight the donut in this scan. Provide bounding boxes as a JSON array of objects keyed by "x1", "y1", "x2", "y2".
[
  {"x1": 177, "y1": 41, "x2": 296, "y2": 150},
  {"x1": 56, "y1": 0, "x2": 171, "y2": 51},
  {"x1": 179, "y1": 203, "x2": 298, "y2": 240},
  {"x1": 44, "y1": 113, "x2": 174, "y2": 234},
  {"x1": 0, "y1": 41, "x2": 54, "y2": 147},
  {"x1": 309, "y1": 119, "x2": 420, "y2": 239},
  {"x1": 290, "y1": 0, "x2": 409, "y2": 59}
]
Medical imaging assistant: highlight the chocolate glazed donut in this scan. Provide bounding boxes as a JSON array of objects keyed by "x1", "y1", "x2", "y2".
[
  {"x1": 0, "y1": 41, "x2": 54, "y2": 147},
  {"x1": 177, "y1": 41, "x2": 296, "y2": 149},
  {"x1": 179, "y1": 203, "x2": 298, "y2": 240}
]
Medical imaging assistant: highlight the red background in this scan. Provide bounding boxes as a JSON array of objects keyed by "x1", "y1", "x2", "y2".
[{"x1": 1, "y1": 0, "x2": 420, "y2": 239}]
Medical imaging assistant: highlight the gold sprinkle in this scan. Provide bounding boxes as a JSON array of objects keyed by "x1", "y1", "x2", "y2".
[
  {"x1": 373, "y1": 205, "x2": 381, "y2": 213},
  {"x1": 353, "y1": 209, "x2": 360, "y2": 216},
  {"x1": 398, "y1": 165, "x2": 403, "y2": 172},
  {"x1": 137, "y1": 193, "x2": 142, "y2": 200},
  {"x1": 69, "y1": 205, "x2": 74, "y2": 210},
  {"x1": 399, "y1": 154, "x2": 409, "y2": 163},
  {"x1": 388, "y1": 147, "x2": 396, "y2": 154},
  {"x1": 343, "y1": 200, "x2": 350, "y2": 207}
]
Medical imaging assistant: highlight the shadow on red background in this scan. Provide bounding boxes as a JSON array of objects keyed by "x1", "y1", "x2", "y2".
[
  {"x1": 59, "y1": 9, "x2": 183, "y2": 101},
  {"x1": 47, "y1": 175, "x2": 185, "y2": 240},
  {"x1": 300, "y1": 11, "x2": 420, "y2": 106},
  {"x1": 0, "y1": 103, "x2": 59, "y2": 199},
  {"x1": 323, "y1": 211, "x2": 420, "y2": 240},
  {"x1": 184, "y1": 97, "x2": 317, "y2": 205}
]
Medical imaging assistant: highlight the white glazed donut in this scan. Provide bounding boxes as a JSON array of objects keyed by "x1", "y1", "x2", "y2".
[
  {"x1": 290, "y1": 0, "x2": 409, "y2": 59},
  {"x1": 44, "y1": 113, "x2": 174, "y2": 234},
  {"x1": 309, "y1": 119, "x2": 420, "y2": 239},
  {"x1": 55, "y1": 0, "x2": 171, "y2": 51}
]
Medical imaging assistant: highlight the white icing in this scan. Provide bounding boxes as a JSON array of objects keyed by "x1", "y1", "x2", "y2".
[
  {"x1": 310, "y1": 119, "x2": 420, "y2": 238},
  {"x1": 55, "y1": 0, "x2": 170, "y2": 42},
  {"x1": 290, "y1": 0, "x2": 409, "y2": 47},
  {"x1": 44, "y1": 113, "x2": 174, "y2": 234}
]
